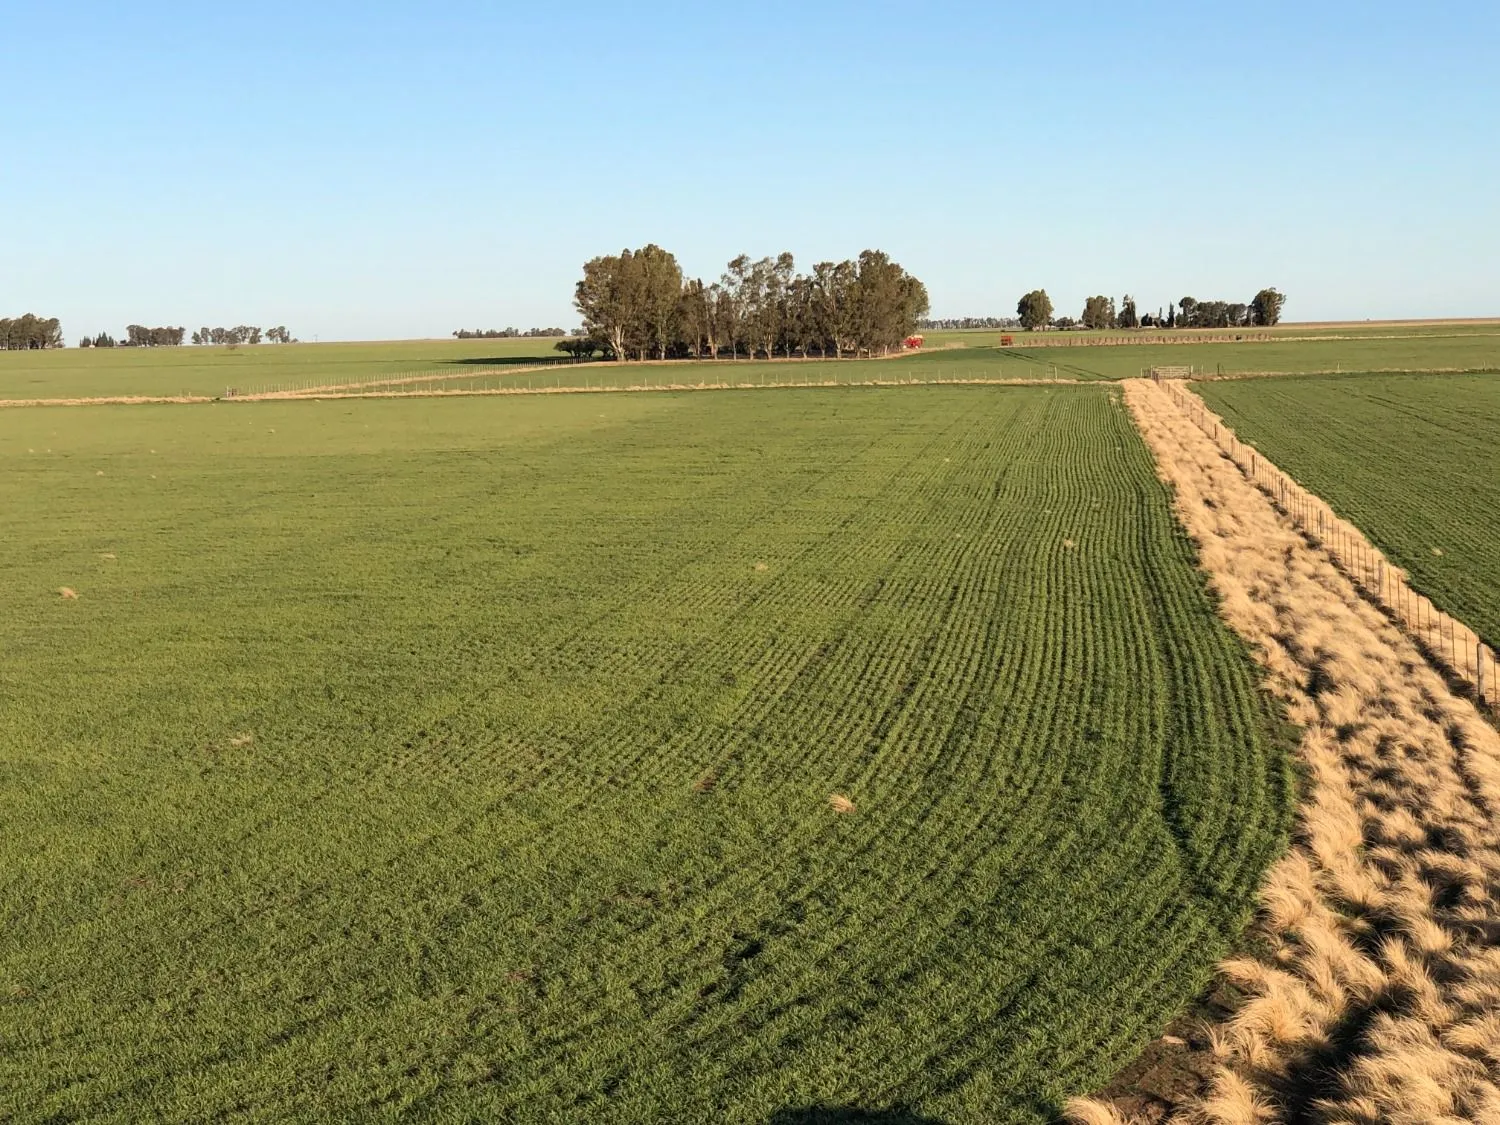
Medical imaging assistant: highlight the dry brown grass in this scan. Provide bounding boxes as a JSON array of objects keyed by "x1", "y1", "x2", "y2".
[
  {"x1": 1094, "y1": 379, "x2": 1500, "y2": 1124},
  {"x1": 1064, "y1": 1097, "x2": 1136, "y2": 1125}
]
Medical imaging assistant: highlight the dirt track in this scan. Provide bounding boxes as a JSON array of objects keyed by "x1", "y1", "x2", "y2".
[{"x1": 1071, "y1": 380, "x2": 1500, "y2": 1124}]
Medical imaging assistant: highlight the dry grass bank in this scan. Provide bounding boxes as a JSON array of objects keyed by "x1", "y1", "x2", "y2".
[{"x1": 1070, "y1": 380, "x2": 1500, "y2": 1124}]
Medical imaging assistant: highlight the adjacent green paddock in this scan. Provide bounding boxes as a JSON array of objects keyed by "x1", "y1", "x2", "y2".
[
  {"x1": 7, "y1": 324, "x2": 1496, "y2": 402},
  {"x1": 0, "y1": 337, "x2": 565, "y2": 400},
  {"x1": 991, "y1": 333, "x2": 1500, "y2": 381},
  {"x1": 0, "y1": 387, "x2": 1292, "y2": 1122},
  {"x1": 1197, "y1": 372, "x2": 1500, "y2": 651},
  {"x1": 0, "y1": 342, "x2": 1105, "y2": 401}
]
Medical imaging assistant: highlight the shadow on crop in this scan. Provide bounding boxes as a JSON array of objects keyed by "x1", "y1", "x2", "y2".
[{"x1": 444, "y1": 355, "x2": 579, "y2": 367}]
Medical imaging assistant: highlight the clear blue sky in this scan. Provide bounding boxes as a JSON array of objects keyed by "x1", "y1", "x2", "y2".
[{"x1": 4, "y1": 1, "x2": 1497, "y2": 340}]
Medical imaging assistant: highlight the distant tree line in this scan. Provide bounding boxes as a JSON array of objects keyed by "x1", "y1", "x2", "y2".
[
  {"x1": 129, "y1": 325, "x2": 186, "y2": 346},
  {"x1": 1015, "y1": 288, "x2": 1287, "y2": 331},
  {"x1": 570, "y1": 245, "x2": 929, "y2": 362},
  {"x1": 81, "y1": 325, "x2": 185, "y2": 347},
  {"x1": 76, "y1": 324, "x2": 296, "y2": 347},
  {"x1": 0, "y1": 314, "x2": 64, "y2": 350},
  {"x1": 452, "y1": 327, "x2": 568, "y2": 339},
  {"x1": 918, "y1": 316, "x2": 1021, "y2": 331},
  {"x1": 189, "y1": 326, "x2": 295, "y2": 345}
]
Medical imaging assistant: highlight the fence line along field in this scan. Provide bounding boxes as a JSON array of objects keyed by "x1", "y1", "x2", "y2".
[
  {"x1": 0, "y1": 342, "x2": 1102, "y2": 403},
  {"x1": 0, "y1": 337, "x2": 565, "y2": 400},
  {"x1": 0, "y1": 387, "x2": 1292, "y2": 1122},
  {"x1": 991, "y1": 332, "x2": 1500, "y2": 382},
  {"x1": 1195, "y1": 372, "x2": 1500, "y2": 651},
  {"x1": 4, "y1": 323, "x2": 1497, "y2": 403}
]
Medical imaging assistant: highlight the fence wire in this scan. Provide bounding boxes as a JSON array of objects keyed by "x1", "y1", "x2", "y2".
[{"x1": 1156, "y1": 376, "x2": 1497, "y2": 713}]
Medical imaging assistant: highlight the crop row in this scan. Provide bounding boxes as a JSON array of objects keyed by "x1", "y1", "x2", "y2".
[
  {"x1": 1196, "y1": 372, "x2": 1500, "y2": 654},
  {"x1": 0, "y1": 387, "x2": 1291, "y2": 1121}
]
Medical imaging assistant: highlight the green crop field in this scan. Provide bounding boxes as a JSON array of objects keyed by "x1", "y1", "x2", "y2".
[
  {"x1": 313, "y1": 346, "x2": 1108, "y2": 398},
  {"x1": 1196, "y1": 372, "x2": 1500, "y2": 651},
  {"x1": 7, "y1": 322, "x2": 1496, "y2": 404},
  {"x1": 0, "y1": 341, "x2": 1098, "y2": 402},
  {"x1": 0, "y1": 387, "x2": 1292, "y2": 1122},
  {"x1": 0, "y1": 337, "x2": 565, "y2": 400},
  {"x1": 990, "y1": 332, "x2": 1500, "y2": 381}
]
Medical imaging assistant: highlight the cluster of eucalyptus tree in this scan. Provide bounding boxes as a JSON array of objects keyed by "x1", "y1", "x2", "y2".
[
  {"x1": 453, "y1": 327, "x2": 567, "y2": 339},
  {"x1": 1018, "y1": 288, "x2": 1288, "y2": 331},
  {"x1": 0, "y1": 314, "x2": 63, "y2": 350},
  {"x1": 189, "y1": 326, "x2": 294, "y2": 345},
  {"x1": 919, "y1": 316, "x2": 1019, "y2": 330},
  {"x1": 571, "y1": 246, "x2": 929, "y2": 361},
  {"x1": 123, "y1": 325, "x2": 186, "y2": 347},
  {"x1": 1177, "y1": 290, "x2": 1286, "y2": 328}
]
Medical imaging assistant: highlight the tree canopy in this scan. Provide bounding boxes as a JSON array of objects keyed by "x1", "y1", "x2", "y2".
[
  {"x1": 454, "y1": 327, "x2": 567, "y2": 339},
  {"x1": 189, "y1": 326, "x2": 293, "y2": 345},
  {"x1": 1016, "y1": 290, "x2": 1054, "y2": 331},
  {"x1": 1081, "y1": 295, "x2": 1116, "y2": 330},
  {"x1": 574, "y1": 246, "x2": 928, "y2": 361},
  {"x1": 0, "y1": 314, "x2": 63, "y2": 350},
  {"x1": 124, "y1": 325, "x2": 186, "y2": 347},
  {"x1": 1251, "y1": 288, "x2": 1287, "y2": 326}
]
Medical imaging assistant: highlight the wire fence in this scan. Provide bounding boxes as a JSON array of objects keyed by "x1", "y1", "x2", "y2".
[
  {"x1": 226, "y1": 363, "x2": 1089, "y2": 401},
  {"x1": 1156, "y1": 376, "x2": 1497, "y2": 713}
]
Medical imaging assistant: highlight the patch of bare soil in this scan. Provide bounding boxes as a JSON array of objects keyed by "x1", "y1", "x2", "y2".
[{"x1": 1069, "y1": 380, "x2": 1500, "y2": 1124}]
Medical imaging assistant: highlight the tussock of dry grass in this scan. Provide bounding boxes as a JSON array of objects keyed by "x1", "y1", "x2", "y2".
[
  {"x1": 1101, "y1": 379, "x2": 1500, "y2": 1124},
  {"x1": 1064, "y1": 1097, "x2": 1135, "y2": 1125}
]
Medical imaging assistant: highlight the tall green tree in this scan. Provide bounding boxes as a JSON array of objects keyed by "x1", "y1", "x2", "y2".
[
  {"x1": 635, "y1": 243, "x2": 683, "y2": 360},
  {"x1": 1016, "y1": 290, "x2": 1053, "y2": 331},
  {"x1": 1081, "y1": 295, "x2": 1115, "y2": 330},
  {"x1": 1251, "y1": 288, "x2": 1286, "y2": 326},
  {"x1": 575, "y1": 249, "x2": 638, "y2": 359}
]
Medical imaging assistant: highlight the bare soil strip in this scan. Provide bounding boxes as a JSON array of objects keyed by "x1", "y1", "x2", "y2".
[
  {"x1": 0, "y1": 376, "x2": 1083, "y2": 410},
  {"x1": 1070, "y1": 379, "x2": 1500, "y2": 1124},
  {"x1": 255, "y1": 376, "x2": 1083, "y2": 401}
]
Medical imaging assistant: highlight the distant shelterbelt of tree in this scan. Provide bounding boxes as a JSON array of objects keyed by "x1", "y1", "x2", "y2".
[
  {"x1": 189, "y1": 326, "x2": 295, "y2": 345},
  {"x1": 130, "y1": 325, "x2": 184, "y2": 347},
  {"x1": 1014, "y1": 289, "x2": 1288, "y2": 331},
  {"x1": 452, "y1": 327, "x2": 568, "y2": 339},
  {"x1": 917, "y1": 316, "x2": 1020, "y2": 330},
  {"x1": 81, "y1": 326, "x2": 187, "y2": 347},
  {"x1": 570, "y1": 246, "x2": 929, "y2": 361},
  {"x1": 0, "y1": 314, "x2": 64, "y2": 350}
]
